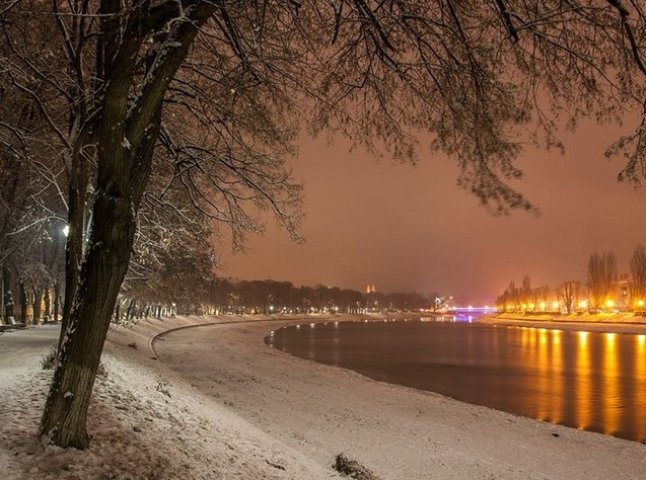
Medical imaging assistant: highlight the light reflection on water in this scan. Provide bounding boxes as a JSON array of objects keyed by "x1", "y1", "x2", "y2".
[{"x1": 267, "y1": 318, "x2": 646, "y2": 443}]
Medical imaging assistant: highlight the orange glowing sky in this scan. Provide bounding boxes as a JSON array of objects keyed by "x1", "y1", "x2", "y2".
[{"x1": 220, "y1": 118, "x2": 646, "y2": 304}]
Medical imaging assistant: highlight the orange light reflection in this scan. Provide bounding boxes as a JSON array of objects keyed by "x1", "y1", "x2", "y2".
[
  {"x1": 636, "y1": 335, "x2": 646, "y2": 442},
  {"x1": 603, "y1": 333, "x2": 620, "y2": 435},
  {"x1": 537, "y1": 328, "x2": 548, "y2": 421},
  {"x1": 551, "y1": 329, "x2": 564, "y2": 424},
  {"x1": 576, "y1": 331, "x2": 591, "y2": 430}
]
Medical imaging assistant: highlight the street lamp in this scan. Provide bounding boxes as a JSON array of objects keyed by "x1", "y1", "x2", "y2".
[{"x1": 62, "y1": 225, "x2": 70, "y2": 237}]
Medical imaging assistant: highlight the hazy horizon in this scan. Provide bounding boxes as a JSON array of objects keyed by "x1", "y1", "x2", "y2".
[{"x1": 220, "y1": 119, "x2": 646, "y2": 304}]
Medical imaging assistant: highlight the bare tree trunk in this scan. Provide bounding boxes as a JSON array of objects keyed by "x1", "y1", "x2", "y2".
[
  {"x1": 53, "y1": 281, "x2": 60, "y2": 323},
  {"x1": 32, "y1": 287, "x2": 42, "y2": 325},
  {"x1": 59, "y1": 157, "x2": 88, "y2": 346},
  {"x1": 39, "y1": 0, "x2": 210, "y2": 448},
  {"x1": 43, "y1": 285, "x2": 51, "y2": 322},
  {"x1": 19, "y1": 281, "x2": 27, "y2": 325},
  {"x1": 40, "y1": 188, "x2": 136, "y2": 448},
  {"x1": 126, "y1": 299, "x2": 135, "y2": 321},
  {"x1": 2, "y1": 266, "x2": 12, "y2": 321}
]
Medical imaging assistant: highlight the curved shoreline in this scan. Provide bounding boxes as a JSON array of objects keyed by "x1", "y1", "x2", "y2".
[
  {"x1": 143, "y1": 311, "x2": 646, "y2": 362},
  {"x1": 151, "y1": 314, "x2": 646, "y2": 480},
  {"x1": 146, "y1": 313, "x2": 413, "y2": 357},
  {"x1": 1, "y1": 317, "x2": 348, "y2": 480},
  {"x1": 4, "y1": 313, "x2": 644, "y2": 479},
  {"x1": 148, "y1": 317, "x2": 292, "y2": 357},
  {"x1": 268, "y1": 317, "x2": 646, "y2": 443}
]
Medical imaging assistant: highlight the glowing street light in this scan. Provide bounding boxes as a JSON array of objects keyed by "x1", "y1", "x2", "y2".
[
  {"x1": 551, "y1": 301, "x2": 560, "y2": 311},
  {"x1": 635, "y1": 299, "x2": 645, "y2": 309},
  {"x1": 62, "y1": 225, "x2": 70, "y2": 237},
  {"x1": 578, "y1": 300, "x2": 588, "y2": 310},
  {"x1": 605, "y1": 299, "x2": 615, "y2": 309}
]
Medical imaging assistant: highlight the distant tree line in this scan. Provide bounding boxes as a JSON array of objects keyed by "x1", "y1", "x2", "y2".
[
  {"x1": 208, "y1": 279, "x2": 433, "y2": 314},
  {"x1": 118, "y1": 276, "x2": 439, "y2": 318},
  {"x1": 496, "y1": 245, "x2": 646, "y2": 313}
]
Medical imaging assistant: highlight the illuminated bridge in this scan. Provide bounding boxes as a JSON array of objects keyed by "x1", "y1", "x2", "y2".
[{"x1": 450, "y1": 306, "x2": 496, "y2": 314}]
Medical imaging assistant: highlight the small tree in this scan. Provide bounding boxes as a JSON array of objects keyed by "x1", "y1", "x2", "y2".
[
  {"x1": 560, "y1": 281, "x2": 581, "y2": 314},
  {"x1": 588, "y1": 252, "x2": 618, "y2": 309},
  {"x1": 630, "y1": 244, "x2": 646, "y2": 302}
]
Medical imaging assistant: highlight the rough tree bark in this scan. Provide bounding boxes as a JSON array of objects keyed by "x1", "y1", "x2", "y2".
[
  {"x1": 58, "y1": 148, "x2": 88, "y2": 347},
  {"x1": 39, "y1": 0, "x2": 214, "y2": 447},
  {"x1": 39, "y1": 183, "x2": 137, "y2": 447}
]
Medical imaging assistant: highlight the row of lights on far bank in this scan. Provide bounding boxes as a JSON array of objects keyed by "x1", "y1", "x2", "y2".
[
  {"x1": 503, "y1": 301, "x2": 564, "y2": 312},
  {"x1": 503, "y1": 298, "x2": 646, "y2": 312}
]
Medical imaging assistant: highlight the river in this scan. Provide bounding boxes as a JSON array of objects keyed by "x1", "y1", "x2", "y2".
[{"x1": 266, "y1": 317, "x2": 646, "y2": 443}]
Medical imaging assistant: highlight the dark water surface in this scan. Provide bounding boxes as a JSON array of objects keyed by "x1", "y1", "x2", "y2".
[{"x1": 267, "y1": 318, "x2": 646, "y2": 442}]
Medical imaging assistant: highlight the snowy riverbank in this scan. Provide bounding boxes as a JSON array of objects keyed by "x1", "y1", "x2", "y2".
[
  {"x1": 0, "y1": 317, "x2": 345, "y2": 479},
  {"x1": 482, "y1": 312, "x2": 646, "y2": 334},
  {"x1": 2, "y1": 314, "x2": 646, "y2": 479}
]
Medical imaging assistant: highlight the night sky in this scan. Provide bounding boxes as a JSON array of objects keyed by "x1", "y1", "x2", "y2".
[{"x1": 221, "y1": 118, "x2": 646, "y2": 305}]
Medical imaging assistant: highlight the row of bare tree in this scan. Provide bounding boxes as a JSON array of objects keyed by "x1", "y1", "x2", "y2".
[
  {"x1": 0, "y1": 120, "x2": 219, "y2": 326},
  {"x1": 497, "y1": 245, "x2": 646, "y2": 312}
]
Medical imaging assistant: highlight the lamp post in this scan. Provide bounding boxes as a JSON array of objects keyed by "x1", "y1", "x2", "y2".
[{"x1": 53, "y1": 224, "x2": 69, "y2": 323}]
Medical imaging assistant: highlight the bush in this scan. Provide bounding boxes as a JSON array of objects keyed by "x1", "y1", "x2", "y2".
[
  {"x1": 41, "y1": 346, "x2": 57, "y2": 370},
  {"x1": 333, "y1": 453, "x2": 381, "y2": 480}
]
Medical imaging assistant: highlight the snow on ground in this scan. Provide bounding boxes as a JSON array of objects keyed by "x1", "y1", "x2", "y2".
[
  {"x1": 0, "y1": 318, "x2": 342, "y2": 479},
  {"x1": 154, "y1": 315, "x2": 646, "y2": 480},
  {"x1": 2, "y1": 313, "x2": 646, "y2": 480}
]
